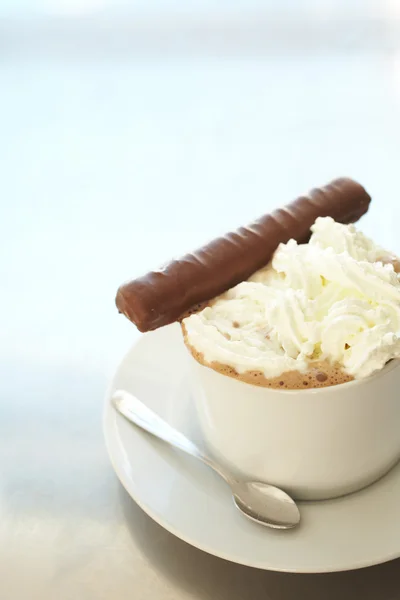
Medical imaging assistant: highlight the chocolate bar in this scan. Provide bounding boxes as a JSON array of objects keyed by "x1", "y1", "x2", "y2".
[{"x1": 116, "y1": 177, "x2": 371, "y2": 332}]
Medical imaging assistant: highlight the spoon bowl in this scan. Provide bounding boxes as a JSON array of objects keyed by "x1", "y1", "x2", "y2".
[{"x1": 232, "y1": 481, "x2": 300, "y2": 529}]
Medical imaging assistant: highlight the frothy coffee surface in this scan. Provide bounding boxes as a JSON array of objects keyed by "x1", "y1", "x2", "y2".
[
  {"x1": 182, "y1": 217, "x2": 400, "y2": 385},
  {"x1": 183, "y1": 325, "x2": 353, "y2": 389}
]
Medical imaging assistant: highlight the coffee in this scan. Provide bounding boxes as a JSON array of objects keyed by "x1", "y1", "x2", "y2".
[
  {"x1": 182, "y1": 323, "x2": 352, "y2": 389},
  {"x1": 182, "y1": 217, "x2": 400, "y2": 389}
]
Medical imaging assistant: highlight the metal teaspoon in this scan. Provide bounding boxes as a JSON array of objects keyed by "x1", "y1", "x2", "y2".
[{"x1": 112, "y1": 390, "x2": 300, "y2": 530}]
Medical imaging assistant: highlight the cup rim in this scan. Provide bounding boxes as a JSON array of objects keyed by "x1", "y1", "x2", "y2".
[{"x1": 197, "y1": 357, "x2": 400, "y2": 395}]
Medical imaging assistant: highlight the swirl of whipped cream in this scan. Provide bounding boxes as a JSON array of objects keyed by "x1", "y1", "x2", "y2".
[{"x1": 183, "y1": 217, "x2": 400, "y2": 379}]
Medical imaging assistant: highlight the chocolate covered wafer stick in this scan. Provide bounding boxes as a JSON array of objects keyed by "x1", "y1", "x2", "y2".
[{"x1": 116, "y1": 177, "x2": 371, "y2": 332}]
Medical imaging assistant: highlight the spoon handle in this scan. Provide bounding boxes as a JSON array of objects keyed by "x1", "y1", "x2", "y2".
[{"x1": 112, "y1": 390, "x2": 230, "y2": 483}]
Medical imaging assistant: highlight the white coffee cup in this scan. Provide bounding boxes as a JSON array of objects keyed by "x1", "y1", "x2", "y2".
[{"x1": 189, "y1": 356, "x2": 400, "y2": 500}]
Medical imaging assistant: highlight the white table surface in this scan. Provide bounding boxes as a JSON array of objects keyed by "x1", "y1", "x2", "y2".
[{"x1": 1, "y1": 2, "x2": 400, "y2": 598}]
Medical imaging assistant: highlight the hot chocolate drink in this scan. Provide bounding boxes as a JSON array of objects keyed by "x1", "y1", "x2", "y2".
[{"x1": 182, "y1": 217, "x2": 400, "y2": 389}]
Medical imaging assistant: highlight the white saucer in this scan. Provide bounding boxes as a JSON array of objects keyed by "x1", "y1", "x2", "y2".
[{"x1": 104, "y1": 324, "x2": 400, "y2": 573}]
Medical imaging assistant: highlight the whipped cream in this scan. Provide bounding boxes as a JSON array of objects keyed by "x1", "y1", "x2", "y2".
[{"x1": 183, "y1": 217, "x2": 400, "y2": 379}]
